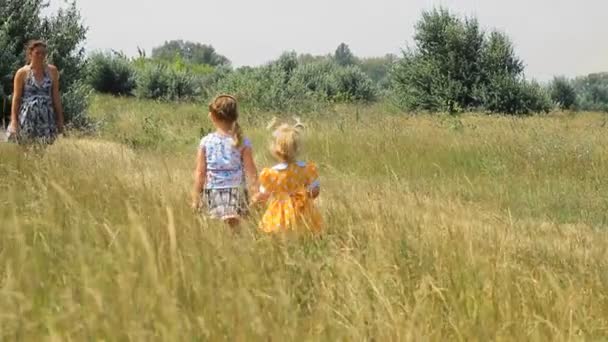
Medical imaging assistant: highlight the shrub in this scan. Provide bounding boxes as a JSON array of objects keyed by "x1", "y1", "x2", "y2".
[
  {"x1": 62, "y1": 81, "x2": 96, "y2": 132},
  {"x1": 359, "y1": 54, "x2": 397, "y2": 89},
  {"x1": 480, "y1": 75, "x2": 551, "y2": 114},
  {"x1": 135, "y1": 63, "x2": 198, "y2": 101},
  {"x1": 151, "y1": 40, "x2": 230, "y2": 67},
  {"x1": 549, "y1": 77, "x2": 577, "y2": 110},
  {"x1": 573, "y1": 73, "x2": 608, "y2": 112},
  {"x1": 207, "y1": 55, "x2": 377, "y2": 112},
  {"x1": 331, "y1": 65, "x2": 377, "y2": 102},
  {"x1": 391, "y1": 7, "x2": 549, "y2": 115},
  {"x1": 288, "y1": 61, "x2": 337, "y2": 99},
  {"x1": 86, "y1": 51, "x2": 136, "y2": 95}
]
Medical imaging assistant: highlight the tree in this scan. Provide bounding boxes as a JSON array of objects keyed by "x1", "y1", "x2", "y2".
[
  {"x1": 572, "y1": 73, "x2": 608, "y2": 112},
  {"x1": 334, "y1": 43, "x2": 356, "y2": 66},
  {"x1": 550, "y1": 76, "x2": 577, "y2": 110},
  {"x1": 0, "y1": 0, "x2": 90, "y2": 128},
  {"x1": 358, "y1": 54, "x2": 397, "y2": 89},
  {"x1": 391, "y1": 7, "x2": 549, "y2": 114},
  {"x1": 151, "y1": 40, "x2": 230, "y2": 67},
  {"x1": 332, "y1": 65, "x2": 377, "y2": 102}
]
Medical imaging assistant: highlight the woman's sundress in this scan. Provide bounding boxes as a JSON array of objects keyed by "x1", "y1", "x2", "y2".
[{"x1": 18, "y1": 67, "x2": 57, "y2": 144}]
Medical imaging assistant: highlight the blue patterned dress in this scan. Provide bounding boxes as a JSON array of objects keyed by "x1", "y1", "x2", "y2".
[{"x1": 18, "y1": 67, "x2": 57, "y2": 144}]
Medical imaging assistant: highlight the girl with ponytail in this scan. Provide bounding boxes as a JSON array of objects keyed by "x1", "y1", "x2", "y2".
[{"x1": 192, "y1": 94, "x2": 259, "y2": 229}]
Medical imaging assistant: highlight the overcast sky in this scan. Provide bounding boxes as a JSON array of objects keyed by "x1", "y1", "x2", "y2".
[{"x1": 48, "y1": 0, "x2": 608, "y2": 81}]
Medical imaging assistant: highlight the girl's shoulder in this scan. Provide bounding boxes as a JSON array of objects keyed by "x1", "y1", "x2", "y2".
[
  {"x1": 260, "y1": 162, "x2": 291, "y2": 179},
  {"x1": 270, "y1": 161, "x2": 316, "y2": 172},
  {"x1": 199, "y1": 132, "x2": 252, "y2": 147},
  {"x1": 199, "y1": 132, "x2": 217, "y2": 148},
  {"x1": 259, "y1": 166, "x2": 277, "y2": 186}
]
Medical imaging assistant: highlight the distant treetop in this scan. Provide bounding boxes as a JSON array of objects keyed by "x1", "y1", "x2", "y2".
[{"x1": 151, "y1": 40, "x2": 230, "y2": 67}]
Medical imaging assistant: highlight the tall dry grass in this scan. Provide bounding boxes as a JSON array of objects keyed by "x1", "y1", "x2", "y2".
[{"x1": 0, "y1": 96, "x2": 607, "y2": 340}]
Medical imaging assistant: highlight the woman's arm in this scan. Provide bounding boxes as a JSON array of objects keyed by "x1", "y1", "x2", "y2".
[
  {"x1": 242, "y1": 146, "x2": 259, "y2": 197},
  {"x1": 9, "y1": 68, "x2": 26, "y2": 132},
  {"x1": 192, "y1": 148, "x2": 207, "y2": 209},
  {"x1": 49, "y1": 65, "x2": 64, "y2": 132}
]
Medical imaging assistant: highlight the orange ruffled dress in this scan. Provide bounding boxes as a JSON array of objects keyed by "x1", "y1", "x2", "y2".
[{"x1": 258, "y1": 161, "x2": 323, "y2": 233}]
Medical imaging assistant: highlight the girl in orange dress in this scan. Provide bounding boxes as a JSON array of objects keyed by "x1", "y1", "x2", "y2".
[{"x1": 251, "y1": 121, "x2": 323, "y2": 233}]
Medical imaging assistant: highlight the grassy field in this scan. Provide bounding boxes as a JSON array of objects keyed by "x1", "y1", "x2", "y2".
[{"x1": 1, "y1": 95, "x2": 607, "y2": 340}]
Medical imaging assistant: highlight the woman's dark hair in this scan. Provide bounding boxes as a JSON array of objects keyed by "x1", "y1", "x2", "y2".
[{"x1": 25, "y1": 40, "x2": 47, "y2": 63}]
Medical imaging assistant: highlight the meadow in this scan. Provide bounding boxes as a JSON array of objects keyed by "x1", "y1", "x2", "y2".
[{"x1": 1, "y1": 95, "x2": 607, "y2": 340}]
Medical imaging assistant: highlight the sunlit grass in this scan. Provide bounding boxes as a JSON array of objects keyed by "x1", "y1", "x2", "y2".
[{"x1": 0, "y1": 95, "x2": 607, "y2": 340}]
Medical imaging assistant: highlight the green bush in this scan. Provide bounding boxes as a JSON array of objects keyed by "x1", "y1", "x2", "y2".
[
  {"x1": 135, "y1": 63, "x2": 198, "y2": 101},
  {"x1": 359, "y1": 55, "x2": 397, "y2": 89},
  {"x1": 391, "y1": 7, "x2": 549, "y2": 115},
  {"x1": 288, "y1": 61, "x2": 337, "y2": 99},
  {"x1": 206, "y1": 54, "x2": 377, "y2": 112},
  {"x1": 151, "y1": 40, "x2": 230, "y2": 67},
  {"x1": 86, "y1": 51, "x2": 136, "y2": 95},
  {"x1": 62, "y1": 81, "x2": 96, "y2": 132},
  {"x1": 550, "y1": 76, "x2": 577, "y2": 110},
  {"x1": 480, "y1": 75, "x2": 551, "y2": 114},
  {"x1": 573, "y1": 73, "x2": 608, "y2": 112},
  {"x1": 331, "y1": 66, "x2": 377, "y2": 102}
]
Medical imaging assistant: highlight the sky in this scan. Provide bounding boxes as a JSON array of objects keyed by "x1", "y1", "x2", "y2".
[{"x1": 47, "y1": 0, "x2": 608, "y2": 82}]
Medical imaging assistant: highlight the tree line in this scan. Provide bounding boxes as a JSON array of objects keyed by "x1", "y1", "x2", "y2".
[{"x1": 2, "y1": 2, "x2": 607, "y2": 129}]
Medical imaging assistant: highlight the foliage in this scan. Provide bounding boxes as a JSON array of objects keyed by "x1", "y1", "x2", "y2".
[
  {"x1": 391, "y1": 8, "x2": 549, "y2": 115},
  {"x1": 151, "y1": 39, "x2": 230, "y2": 67},
  {"x1": 549, "y1": 76, "x2": 577, "y2": 110},
  {"x1": 86, "y1": 51, "x2": 136, "y2": 95},
  {"x1": 334, "y1": 42, "x2": 357, "y2": 66},
  {"x1": 358, "y1": 54, "x2": 397, "y2": 89},
  {"x1": 207, "y1": 53, "x2": 377, "y2": 112},
  {"x1": 134, "y1": 62, "x2": 199, "y2": 101},
  {"x1": 573, "y1": 72, "x2": 608, "y2": 112},
  {"x1": 332, "y1": 65, "x2": 377, "y2": 102}
]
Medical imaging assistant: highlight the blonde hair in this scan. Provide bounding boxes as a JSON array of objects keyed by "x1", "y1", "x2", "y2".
[
  {"x1": 25, "y1": 40, "x2": 47, "y2": 64},
  {"x1": 269, "y1": 118, "x2": 305, "y2": 163},
  {"x1": 208, "y1": 94, "x2": 243, "y2": 147}
]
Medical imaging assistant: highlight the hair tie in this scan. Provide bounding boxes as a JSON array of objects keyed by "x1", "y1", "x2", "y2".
[{"x1": 266, "y1": 117, "x2": 279, "y2": 131}]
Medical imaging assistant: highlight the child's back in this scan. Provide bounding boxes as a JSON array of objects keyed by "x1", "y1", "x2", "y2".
[
  {"x1": 201, "y1": 132, "x2": 251, "y2": 189},
  {"x1": 192, "y1": 95, "x2": 258, "y2": 227},
  {"x1": 259, "y1": 160, "x2": 322, "y2": 233}
]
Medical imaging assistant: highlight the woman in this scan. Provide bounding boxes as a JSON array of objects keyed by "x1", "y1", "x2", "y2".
[{"x1": 8, "y1": 40, "x2": 64, "y2": 144}]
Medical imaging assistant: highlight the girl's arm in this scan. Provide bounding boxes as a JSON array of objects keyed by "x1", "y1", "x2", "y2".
[
  {"x1": 306, "y1": 163, "x2": 321, "y2": 199},
  {"x1": 192, "y1": 148, "x2": 206, "y2": 209},
  {"x1": 49, "y1": 65, "x2": 64, "y2": 133},
  {"x1": 9, "y1": 68, "x2": 26, "y2": 132},
  {"x1": 309, "y1": 185, "x2": 320, "y2": 199},
  {"x1": 242, "y1": 146, "x2": 259, "y2": 198}
]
